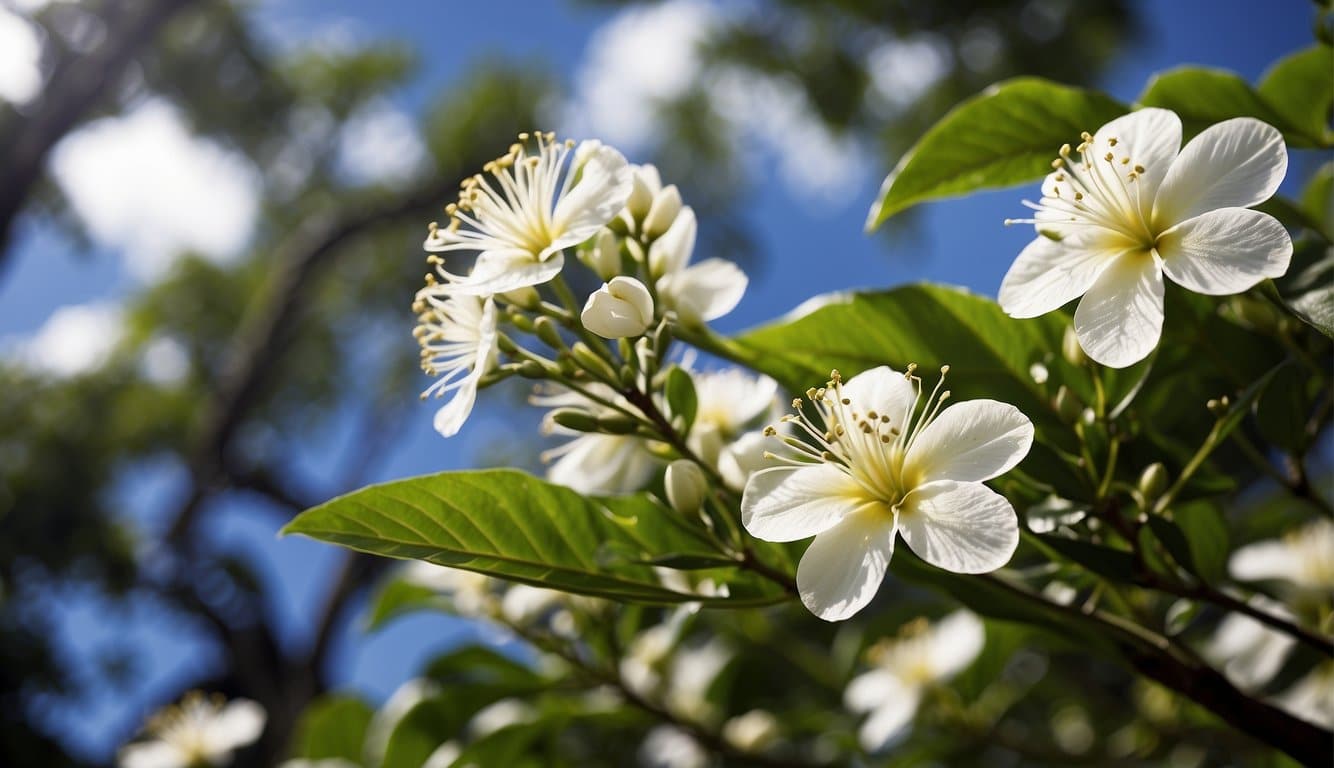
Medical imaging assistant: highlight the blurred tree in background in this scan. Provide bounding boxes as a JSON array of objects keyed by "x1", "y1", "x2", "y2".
[{"x1": 0, "y1": 0, "x2": 1155, "y2": 765}]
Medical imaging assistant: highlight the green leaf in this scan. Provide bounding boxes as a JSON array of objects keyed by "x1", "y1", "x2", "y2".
[
  {"x1": 284, "y1": 470, "x2": 784, "y2": 606},
  {"x1": 664, "y1": 365, "x2": 698, "y2": 433},
  {"x1": 1254, "y1": 363, "x2": 1310, "y2": 453},
  {"x1": 1138, "y1": 66, "x2": 1329, "y2": 147},
  {"x1": 1036, "y1": 535, "x2": 1136, "y2": 584},
  {"x1": 290, "y1": 695, "x2": 374, "y2": 764},
  {"x1": 732, "y1": 284, "x2": 1074, "y2": 445},
  {"x1": 1275, "y1": 239, "x2": 1334, "y2": 338},
  {"x1": 1169, "y1": 501, "x2": 1231, "y2": 585},
  {"x1": 364, "y1": 577, "x2": 449, "y2": 632},
  {"x1": 1257, "y1": 45, "x2": 1334, "y2": 147},
  {"x1": 866, "y1": 78, "x2": 1127, "y2": 229}
]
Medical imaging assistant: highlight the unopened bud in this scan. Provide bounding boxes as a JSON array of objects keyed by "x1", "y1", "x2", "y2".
[
  {"x1": 507, "y1": 312, "x2": 534, "y2": 333},
  {"x1": 499, "y1": 286, "x2": 540, "y2": 309},
  {"x1": 570, "y1": 342, "x2": 619, "y2": 382},
  {"x1": 550, "y1": 408, "x2": 601, "y2": 433},
  {"x1": 581, "y1": 276, "x2": 655, "y2": 339},
  {"x1": 1138, "y1": 462, "x2": 1169, "y2": 504},
  {"x1": 1229, "y1": 296, "x2": 1280, "y2": 333},
  {"x1": 647, "y1": 206, "x2": 696, "y2": 278},
  {"x1": 515, "y1": 360, "x2": 547, "y2": 379},
  {"x1": 533, "y1": 316, "x2": 564, "y2": 350},
  {"x1": 642, "y1": 185, "x2": 683, "y2": 238},
  {"x1": 665, "y1": 459, "x2": 707, "y2": 516},
  {"x1": 1062, "y1": 327, "x2": 1088, "y2": 367},
  {"x1": 1055, "y1": 385, "x2": 1082, "y2": 423},
  {"x1": 597, "y1": 413, "x2": 640, "y2": 434},
  {"x1": 626, "y1": 164, "x2": 661, "y2": 221},
  {"x1": 578, "y1": 228, "x2": 622, "y2": 280}
]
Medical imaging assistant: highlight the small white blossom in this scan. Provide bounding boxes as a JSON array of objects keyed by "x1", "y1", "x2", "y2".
[
  {"x1": 743, "y1": 366, "x2": 1032, "y2": 621},
  {"x1": 582, "y1": 275, "x2": 655, "y2": 338},
  {"x1": 119, "y1": 693, "x2": 265, "y2": 768},
  {"x1": 643, "y1": 184, "x2": 684, "y2": 238},
  {"x1": 400, "y1": 561, "x2": 494, "y2": 617},
  {"x1": 534, "y1": 383, "x2": 658, "y2": 495},
  {"x1": 412, "y1": 292, "x2": 499, "y2": 437},
  {"x1": 639, "y1": 725, "x2": 707, "y2": 768},
  {"x1": 467, "y1": 698, "x2": 536, "y2": 739},
  {"x1": 1002, "y1": 109, "x2": 1291, "y2": 368},
  {"x1": 424, "y1": 132, "x2": 632, "y2": 296},
  {"x1": 650, "y1": 206, "x2": 748, "y2": 325},
  {"x1": 722, "y1": 709, "x2": 780, "y2": 752},
  {"x1": 1205, "y1": 596, "x2": 1298, "y2": 691},
  {"x1": 688, "y1": 367, "x2": 780, "y2": 470},
  {"x1": 1275, "y1": 663, "x2": 1334, "y2": 729},
  {"x1": 580, "y1": 227, "x2": 623, "y2": 279},
  {"x1": 844, "y1": 612, "x2": 984, "y2": 752},
  {"x1": 1230, "y1": 518, "x2": 1334, "y2": 594}
]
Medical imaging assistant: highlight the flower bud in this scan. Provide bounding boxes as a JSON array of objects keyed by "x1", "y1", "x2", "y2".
[
  {"x1": 643, "y1": 184, "x2": 683, "y2": 238},
  {"x1": 626, "y1": 164, "x2": 662, "y2": 221},
  {"x1": 499, "y1": 286, "x2": 540, "y2": 309},
  {"x1": 722, "y1": 710, "x2": 779, "y2": 753},
  {"x1": 1062, "y1": 326, "x2": 1088, "y2": 367},
  {"x1": 550, "y1": 408, "x2": 601, "y2": 433},
  {"x1": 1054, "y1": 385, "x2": 1082, "y2": 423},
  {"x1": 533, "y1": 316, "x2": 564, "y2": 350},
  {"x1": 665, "y1": 459, "x2": 707, "y2": 516},
  {"x1": 647, "y1": 206, "x2": 696, "y2": 279},
  {"x1": 581, "y1": 276, "x2": 655, "y2": 339},
  {"x1": 1138, "y1": 462, "x2": 1169, "y2": 504},
  {"x1": 578, "y1": 228, "x2": 622, "y2": 280}
]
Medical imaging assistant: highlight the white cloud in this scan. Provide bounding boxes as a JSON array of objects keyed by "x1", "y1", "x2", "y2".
[
  {"x1": 140, "y1": 335, "x2": 190, "y2": 385},
  {"x1": 563, "y1": 0, "x2": 865, "y2": 206},
  {"x1": 866, "y1": 34, "x2": 953, "y2": 110},
  {"x1": 50, "y1": 99, "x2": 261, "y2": 280},
  {"x1": 564, "y1": 0, "x2": 714, "y2": 152},
  {"x1": 0, "y1": 7, "x2": 43, "y2": 104},
  {"x1": 336, "y1": 100, "x2": 428, "y2": 187},
  {"x1": 8, "y1": 301, "x2": 124, "y2": 377}
]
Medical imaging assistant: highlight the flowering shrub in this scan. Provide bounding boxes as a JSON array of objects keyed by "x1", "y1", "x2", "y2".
[{"x1": 247, "y1": 41, "x2": 1330, "y2": 768}]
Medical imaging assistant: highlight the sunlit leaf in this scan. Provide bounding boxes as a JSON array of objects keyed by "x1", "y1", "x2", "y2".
[
  {"x1": 866, "y1": 78, "x2": 1126, "y2": 229},
  {"x1": 1138, "y1": 65, "x2": 1330, "y2": 147}
]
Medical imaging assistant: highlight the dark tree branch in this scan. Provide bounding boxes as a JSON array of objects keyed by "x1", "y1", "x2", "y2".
[{"x1": 0, "y1": 0, "x2": 203, "y2": 270}]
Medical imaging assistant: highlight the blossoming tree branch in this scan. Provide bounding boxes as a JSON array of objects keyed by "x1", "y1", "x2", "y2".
[{"x1": 122, "y1": 39, "x2": 1332, "y2": 768}]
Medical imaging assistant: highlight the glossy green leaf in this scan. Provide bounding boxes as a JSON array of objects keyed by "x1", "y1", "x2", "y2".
[
  {"x1": 1167, "y1": 501, "x2": 1230, "y2": 585},
  {"x1": 1257, "y1": 45, "x2": 1334, "y2": 147},
  {"x1": 866, "y1": 78, "x2": 1127, "y2": 229},
  {"x1": 1138, "y1": 66, "x2": 1329, "y2": 147},
  {"x1": 664, "y1": 365, "x2": 698, "y2": 432},
  {"x1": 290, "y1": 694, "x2": 374, "y2": 764},
  {"x1": 284, "y1": 470, "x2": 784, "y2": 606},
  {"x1": 1037, "y1": 535, "x2": 1137, "y2": 584}
]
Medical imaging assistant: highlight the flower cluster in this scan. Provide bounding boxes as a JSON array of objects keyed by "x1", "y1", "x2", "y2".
[{"x1": 119, "y1": 692, "x2": 265, "y2": 768}]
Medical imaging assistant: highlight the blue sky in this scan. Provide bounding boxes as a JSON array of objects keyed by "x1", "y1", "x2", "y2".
[{"x1": 1, "y1": 0, "x2": 1321, "y2": 760}]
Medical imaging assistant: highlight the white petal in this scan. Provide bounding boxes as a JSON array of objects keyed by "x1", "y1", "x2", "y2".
[
  {"x1": 1072, "y1": 251, "x2": 1164, "y2": 368},
  {"x1": 448, "y1": 250, "x2": 565, "y2": 296},
  {"x1": 547, "y1": 434, "x2": 657, "y2": 495},
  {"x1": 204, "y1": 698, "x2": 266, "y2": 752},
  {"x1": 718, "y1": 430, "x2": 772, "y2": 491},
  {"x1": 1153, "y1": 117, "x2": 1287, "y2": 227},
  {"x1": 925, "y1": 611, "x2": 985, "y2": 679},
  {"x1": 796, "y1": 507, "x2": 896, "y2": 621},
  {"x1": 844, "y1": 668, "x2": 899, "y2": 714},
  {"x1": 648, "y1": 206, "x2": 696, "y2": 278},
  {"x1": 857, "y1": 685, "x2": 921, "y2": 753},
  {"x1": 903, "y1": 400, "x2": 1034, "y2": 486},
  {"x1": 119, "y1": 741, "x2": 189, "y2": 768},
  {"x1": 1208, "y1": 611, "x2": 1296, "y2": 691},
  {"x1": 1157, "y1": 208, "x2": 1292, "y2": 295},
  {"x1": 999, "y1": 236, "x2": 1117, "y2": 319},
  {"x1": 898, "y1": 481, "x2": 1018, "y2": 574},
  {"x1": 840, "y1": 366, "x2": 917, "y2": 427},
  {"x1": 1229, "y1": 539, "x2": 1302, "y2": 584},
  {"x1": 658, "y1": 258, "x2": 748, "y2": 323},
  {"x1": 1093, "y1": 107, "x2": 1182, "y2": 201},
  {"x1": 741, "y1": 465, "x2": 865, "y2": 542},
  {"x1": 1275, "y1": 667, "x2": 1334, "y2": 729},
  {"x1": 549, "y1": 143, "x2": 633, "y2": 254}
]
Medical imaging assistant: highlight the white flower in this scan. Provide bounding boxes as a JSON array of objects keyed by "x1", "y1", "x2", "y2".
[
  {"x1": 742, "y1": 366, "x2": 1032, "y2": 621},
  {"x1": 1001, "y1": 109, "x2": 1292, "y2": 368},
  {"x1": 1230, "y1": 519, "x2": 1334, "y2": 594},
  {"x1": 722, "y1": 709, "x2": 780, "y2": 752},
  {"x1": 639, "y1": 725, "x2": 707, "y2": 768},
  {"x1": 119, "y1": 693, "x2": 265, "y2": 768},
  {"x1": 400, "y1": 561, "x2": 494, "y2": 617},
  {"x1": 413, "y1": 291, "x2": 499, "y2": 437},
  {"x1": 1205, "y1": 596, "x2": 1298, "y2": 691},
  {"x1": 582, "y1": 275, "x2": 655, "y2": 338},
  {"x1": 844, "y1": 612, "x2": 984, "y2": 752},
  {"x1": 664, "y1": 638, "x2": 733, "y2": 721},
  {"x1": 534, "y1": 383, "x2": 658, "y2": 495},
  {"x1": 579, "y1": 227, "x2": 623, "y2": 279},
  {"x1": 424, "y1": 132, "x2": 632, "y2": 296},
  {"x1": 1275, "y1": 663, "x2": 1334, "y2": 729},
  {"x1": 651, "y1": 206, "x2": 748, "y2": 324},
  {"x1": 688, "y1": 367, "x2": 780, "y2": 469},
  {"x1": 500, "y1": 584, "x2": 563, "y2": 625}
]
